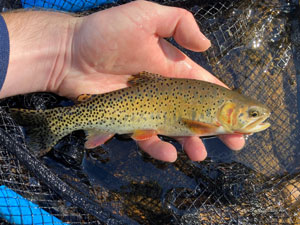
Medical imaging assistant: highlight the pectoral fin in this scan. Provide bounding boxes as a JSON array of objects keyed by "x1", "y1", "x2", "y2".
[
  {"x1": 84, "y1": 129, "x2": 114, "y2": 149},
  {"x1": 182, "y1": 118, "x2": 220, "y2": 135},
  {"x1": 131, "y1": 130, "x2": 157, "y2": 141}
]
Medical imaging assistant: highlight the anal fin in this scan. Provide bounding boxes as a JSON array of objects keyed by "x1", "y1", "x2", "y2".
[
  {"x1": 131, "y1": 130, "x2": 157, "y2": 141},
  {"x1": 84, "y1": 129, "x2": 114, "y2": 149}
]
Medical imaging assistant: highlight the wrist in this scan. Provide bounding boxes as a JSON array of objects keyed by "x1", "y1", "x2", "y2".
[{"x1": 0, "y1": 11, "x2": 76, "y2": 98}]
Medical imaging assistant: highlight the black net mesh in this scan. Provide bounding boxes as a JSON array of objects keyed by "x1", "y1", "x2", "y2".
[{"x1": 0, "y1": 0, "x2": 300, "y2": 224}]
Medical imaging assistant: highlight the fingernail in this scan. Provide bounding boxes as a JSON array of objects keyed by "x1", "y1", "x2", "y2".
[
  {"x1": 199, "y1": 32, "x2": 209, "y2": 41},
  {"x1": 207, "y1": 39, "x2": 211, "y2": 48},
  {"x1": 199, "y1": 32, "x2": 211, "y2": 49}
]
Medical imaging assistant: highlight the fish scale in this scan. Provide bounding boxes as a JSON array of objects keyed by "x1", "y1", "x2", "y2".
[{"x1": 9, "y1": 72, "x2": 270, "y2": 156}]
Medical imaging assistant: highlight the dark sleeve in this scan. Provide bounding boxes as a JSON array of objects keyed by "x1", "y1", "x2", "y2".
[{"x1": 0, "y1": 14, "x2": 9, "y2": 91}]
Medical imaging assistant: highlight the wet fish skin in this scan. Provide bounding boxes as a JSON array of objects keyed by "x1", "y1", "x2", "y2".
[{"x1": 10, "y1": 72, "x2": 271, "y2": 155}]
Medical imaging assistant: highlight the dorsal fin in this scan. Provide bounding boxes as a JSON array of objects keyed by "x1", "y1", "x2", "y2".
[
  {"x1": 232, "y1": 88, "x2": 242, "y2": 94},
  {"x1": 127, "y1": 71, "x2": 166, "y2": 86}
]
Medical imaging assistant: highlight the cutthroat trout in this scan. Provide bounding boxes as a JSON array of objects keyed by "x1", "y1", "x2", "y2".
[{"x1": 10, "y1": 72, "x2": 271, "y2": 155}]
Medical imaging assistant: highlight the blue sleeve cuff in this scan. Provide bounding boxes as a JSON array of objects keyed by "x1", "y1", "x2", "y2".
[{"x1": 0, "y1": 14, "x2": 9, "y2": 92}]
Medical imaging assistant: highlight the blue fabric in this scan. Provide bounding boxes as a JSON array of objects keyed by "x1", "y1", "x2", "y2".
[
  {"x1": 0, "y1": 186, "x2": 67, "y2": 225},
  {"x1": 0, "y1": 14, "x2": 9, "y2": 92},
  {"x1": 22, "y1": 0, "x2": 116, "y2": 12}
]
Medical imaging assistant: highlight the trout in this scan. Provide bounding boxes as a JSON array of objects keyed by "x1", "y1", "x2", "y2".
[{"x1": 10, "y1": 72, "x2": 271, "y2": 155}]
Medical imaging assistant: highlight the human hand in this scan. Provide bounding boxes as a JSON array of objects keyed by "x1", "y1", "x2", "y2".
[
  {"x1": 1, "y1": 1, "x2": 244, "y2": 162},
  {"x1": 52, "y1": 1, "x2": 244, "y2": 162}
]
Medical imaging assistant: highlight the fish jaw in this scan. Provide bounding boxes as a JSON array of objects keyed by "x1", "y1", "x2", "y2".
[
  {"x1": 236, "y1": 113, "x2": 271, "y2": 134},
  {"x1": 243, "y1": 121, "x2": 271, "y2": 133}
]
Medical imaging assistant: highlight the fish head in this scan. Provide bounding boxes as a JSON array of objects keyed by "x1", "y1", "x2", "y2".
[{"x1": 217, "y1": 98, "x2": 271, "y2": 134}]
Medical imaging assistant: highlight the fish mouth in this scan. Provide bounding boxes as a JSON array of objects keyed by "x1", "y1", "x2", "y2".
[{"x1": 238, "y1": 114, "x2": 271, "y2": 134}]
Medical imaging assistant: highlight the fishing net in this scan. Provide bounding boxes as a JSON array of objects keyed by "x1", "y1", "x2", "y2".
[{"x1": 0, "y1": 0, "x2": 299, "y2": 224}]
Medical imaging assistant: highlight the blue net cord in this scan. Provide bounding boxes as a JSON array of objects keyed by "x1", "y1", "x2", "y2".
[
  {"x1": 0, "y1": 185, "x2": 67, "y2": 225},
  {"x1": 21, "y1": 0, "x2": 117, "y2": 12}
]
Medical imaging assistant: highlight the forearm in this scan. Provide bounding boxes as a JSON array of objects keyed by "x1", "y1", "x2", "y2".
[{"x1": 0, "y1": 11, "x2": 76, "y2": 98}]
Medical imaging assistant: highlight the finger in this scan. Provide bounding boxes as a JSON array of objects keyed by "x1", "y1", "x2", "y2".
[
  {"x1": 156, "y1": 39, "x2": 227, "y2": 88},
  {"x1": 156, "y1": 7, "x2": 210, "y2": 52},
  {"x1": 218, "y1": 134, "x2": 245, "y2": 151},
  {"x1": 176, "y1": 136, "x2": 207, "y2": 161},
  {"x1": 137, "y1": 136, "x2": 177, "y2": 162},
  {"x1": 132, "y1": 1, "x2": 210, "y2": 52}
]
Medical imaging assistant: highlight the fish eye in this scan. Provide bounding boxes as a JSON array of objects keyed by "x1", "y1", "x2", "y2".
[{"x1": 249, "y1": 109, "x2": 259, "y2": 118}]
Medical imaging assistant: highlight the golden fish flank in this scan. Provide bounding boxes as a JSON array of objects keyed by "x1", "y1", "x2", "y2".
[{"x1": 10, "y1": 72, "x2": 271, "y2": 155}]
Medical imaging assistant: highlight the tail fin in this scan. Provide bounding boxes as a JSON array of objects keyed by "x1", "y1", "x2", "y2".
[{"x1": 10, "y1": 108, "x2": 61, "y2": 156}]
